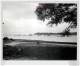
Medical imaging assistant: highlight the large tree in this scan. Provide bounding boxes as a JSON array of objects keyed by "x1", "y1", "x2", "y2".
[{"x1": 35, "y1": 3, "x2": 77, "y2": 35}]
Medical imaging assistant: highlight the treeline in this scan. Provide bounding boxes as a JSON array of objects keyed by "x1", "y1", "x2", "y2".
[{"x1": 34, "y1": 32, "x2": 77, "y2": 36}]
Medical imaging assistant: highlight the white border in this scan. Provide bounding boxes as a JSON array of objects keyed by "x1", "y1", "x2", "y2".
[{"x1": 0, "y1": 0, "x2": 79, "y2": 66}]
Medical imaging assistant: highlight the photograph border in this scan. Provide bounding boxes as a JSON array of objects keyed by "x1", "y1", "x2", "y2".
[{"x1": 0, "y1": 0, "x2": 79, "y2": 66}]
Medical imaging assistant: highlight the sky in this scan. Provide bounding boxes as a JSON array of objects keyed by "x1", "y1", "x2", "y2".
[{"x1": 2, "y1": 1, "x2": 76, "y2": 35}]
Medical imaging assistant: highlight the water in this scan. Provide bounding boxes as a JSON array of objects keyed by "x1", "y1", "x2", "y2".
[
  {"x1": 3, "y1": 45, "x2": 77, "y2": 60},
  {"x1": 6, "y1": 34, "x2": 77, "y2": 42}
]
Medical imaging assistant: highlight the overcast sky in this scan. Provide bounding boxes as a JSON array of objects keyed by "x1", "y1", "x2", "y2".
[{"x1": 2, "y1": 1, "x2": 76, "y2": 35}]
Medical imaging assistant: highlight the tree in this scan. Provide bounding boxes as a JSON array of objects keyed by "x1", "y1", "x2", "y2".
[{"x1": 35, "y1": 3, "x2": 77, "y2": 35}]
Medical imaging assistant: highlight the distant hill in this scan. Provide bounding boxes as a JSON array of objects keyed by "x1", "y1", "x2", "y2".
[{"x1": 34, "y1": 32, "x2": 77, "y2": 36}]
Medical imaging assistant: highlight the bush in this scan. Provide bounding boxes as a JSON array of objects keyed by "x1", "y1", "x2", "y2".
[{"x1": 3, "y1": 37, "x2": 9, "y2": 40}]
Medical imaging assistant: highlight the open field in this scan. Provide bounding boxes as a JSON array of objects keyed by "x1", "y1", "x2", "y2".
[{"x1": 3, "y1": 39, "x2": 77, "y2": 60}]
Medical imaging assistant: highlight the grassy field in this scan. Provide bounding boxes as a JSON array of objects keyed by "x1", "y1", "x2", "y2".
[{"x1": 3, "y1": 39, "x2": 77, "y2": 60}]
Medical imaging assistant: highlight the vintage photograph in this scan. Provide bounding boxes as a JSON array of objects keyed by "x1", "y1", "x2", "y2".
[{"x1": 2, "y1": 1, "x2": 77, "y2": 60}]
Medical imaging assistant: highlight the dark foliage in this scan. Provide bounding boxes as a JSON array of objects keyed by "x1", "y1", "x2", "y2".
[
  {"x1": 3, "y1": 37, "x2": 9, "y2": 40},
  {"x1": 61, "y1": 30, "x2": 71, "y2": 36},
  {"x1": 35, "y1": 3, "x2": 77, "y2": 31},
  {"x1": 3, "y1": 37, "x2": 14, "y2": 41}
]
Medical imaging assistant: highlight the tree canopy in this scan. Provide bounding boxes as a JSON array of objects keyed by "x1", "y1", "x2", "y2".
[{"x1": 35, "y1": 3, "x2": 77, "y2": 33}]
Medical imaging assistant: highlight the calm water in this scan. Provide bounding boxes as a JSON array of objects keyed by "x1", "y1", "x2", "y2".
[
  {"x1": 5, "y1": 34, "x2": 77, "y2": 42},
  {"x1": 3, "y1": 45, "x2": 77, "y2": 60}
]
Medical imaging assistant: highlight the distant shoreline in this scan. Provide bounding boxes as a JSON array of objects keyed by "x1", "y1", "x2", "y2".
[{"x1": 14, "y1": 39, "x2": 77, "y2": 45}]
